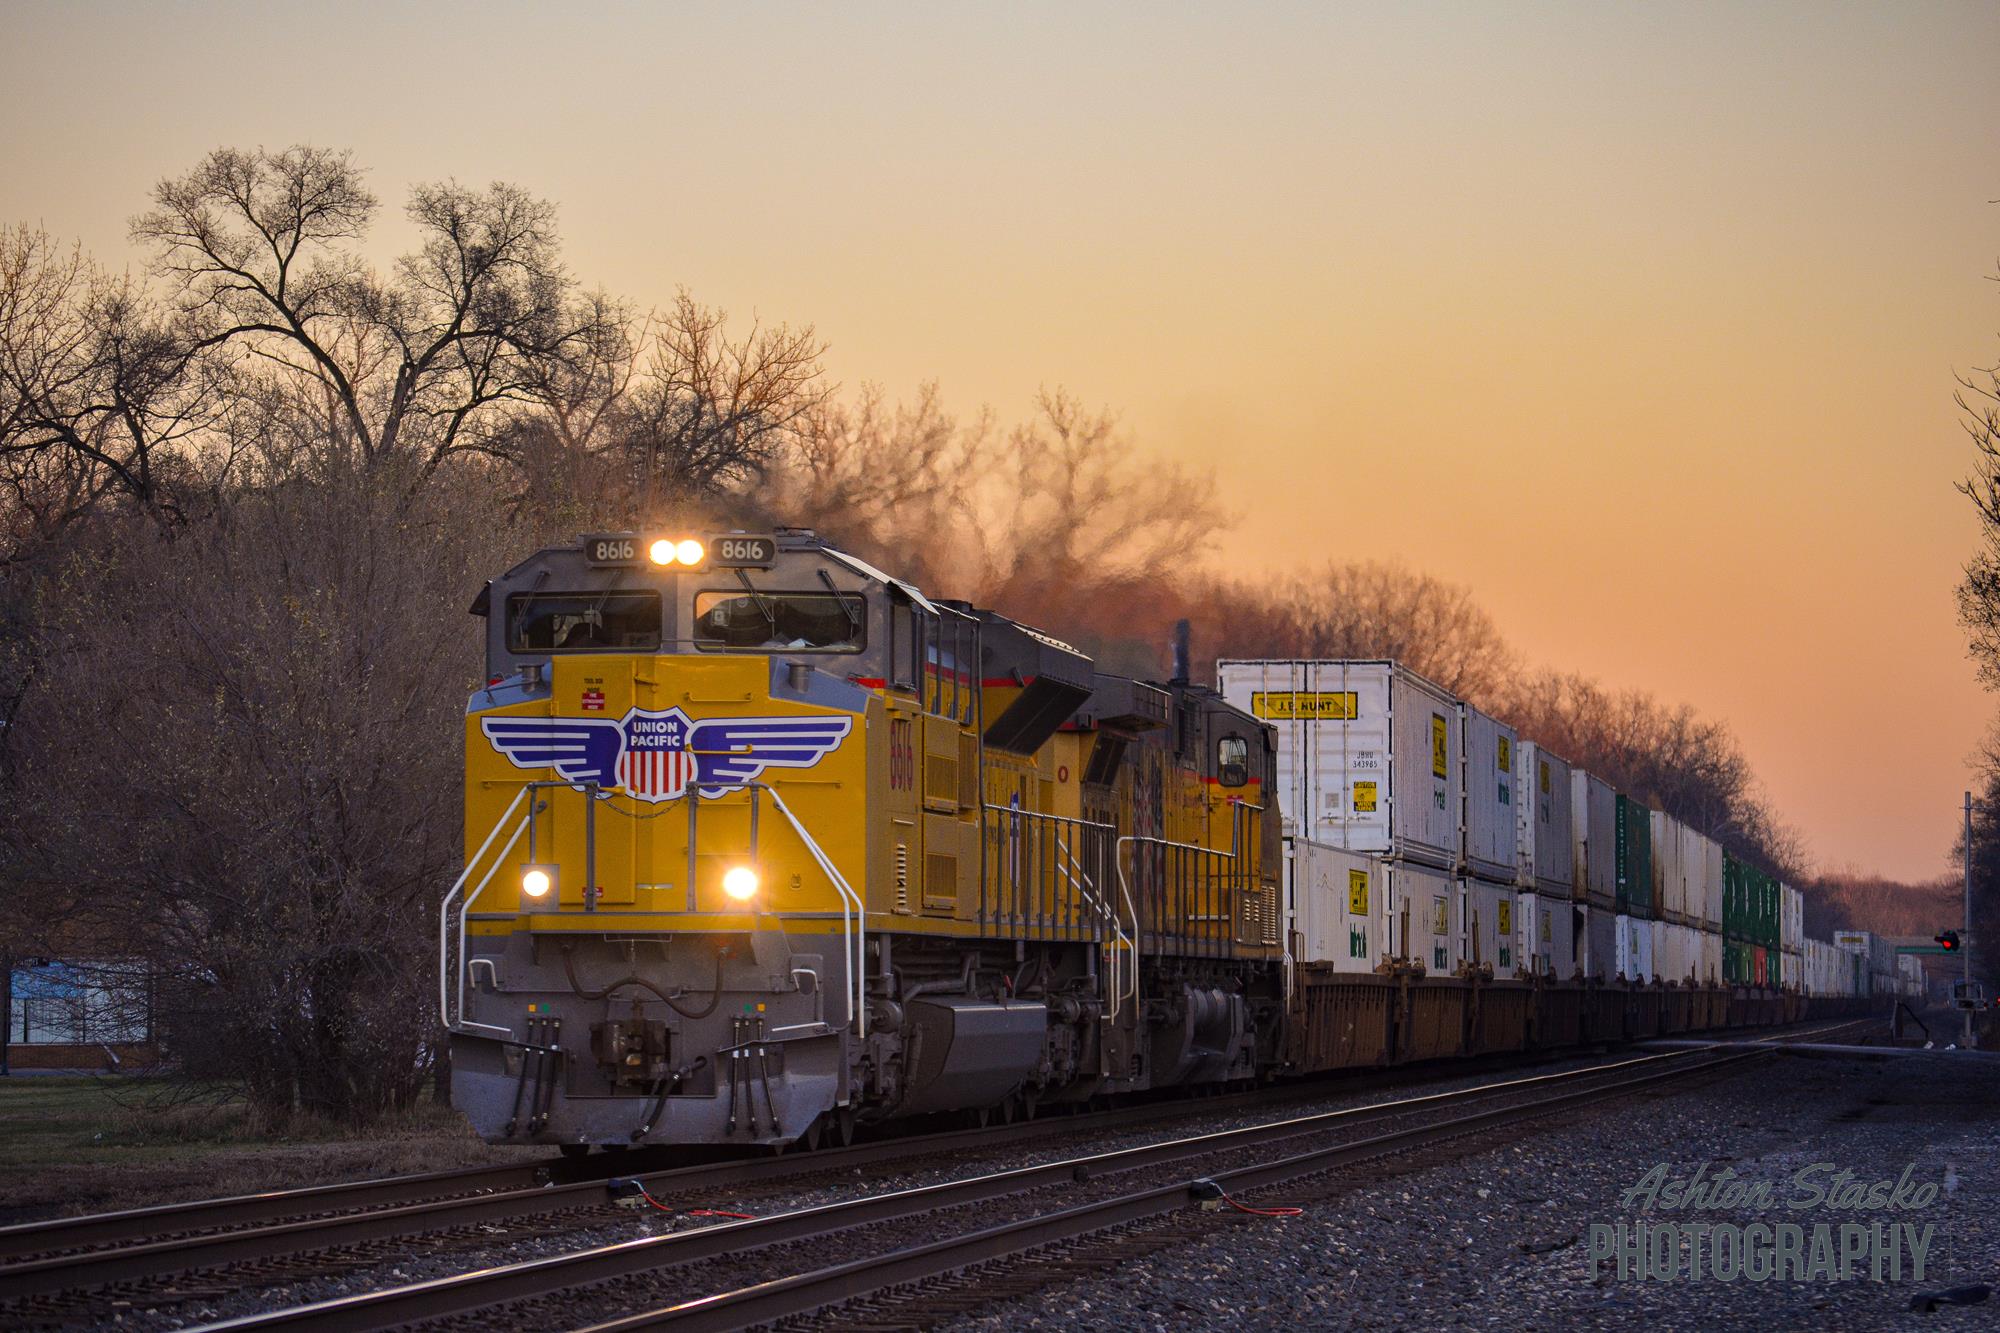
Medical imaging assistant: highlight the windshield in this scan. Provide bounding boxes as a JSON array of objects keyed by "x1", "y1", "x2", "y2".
[
  {"x1": 507, "y1": 591, "x2": 662, "y2": 652},
  {"x1": 693, "y1": 590, "x2": 865, "y2": 652}
]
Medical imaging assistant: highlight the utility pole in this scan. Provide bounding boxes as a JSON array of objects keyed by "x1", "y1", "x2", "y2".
[{"x1": 1965, "y1": 791, "x2": 1977, "y2": 1049}]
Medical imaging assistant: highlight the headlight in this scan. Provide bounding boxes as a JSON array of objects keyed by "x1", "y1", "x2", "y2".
[
  {"x1": 722, "y1": 866, "x2": 759, "y2": 901},
  {"x1": 648, "y1": 538, "x2": 676, "y2": 565},
  {"x1": 675, "y1": 538, "x2": 705, "y2": 566},
  {"x1": 522, "y1": 868, "x2": 552, "y2": 898}
]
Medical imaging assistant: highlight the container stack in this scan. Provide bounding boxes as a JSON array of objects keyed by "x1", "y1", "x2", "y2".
[
  {"x1": 1218, "y1": 660, "x2": 1463, "y2": 976},
  {"x1": 1651, "y1": 811, "x2": 1711, "y2": 985},
  {"x1": 1571, "y1": 770, "x2": 1619, "y2": 982},
  {"x1": 1460, "y1": 704, "x2": 1521, "y2": 977},
  {"x1": 1724, "y1": 852, "x2": 1781, "y2": 988},
  {"x1": 1692, "y1": 830, "x2": 1724, "y2": 984},
  {"x1": 1778, "y1": 883, "x2": 1804, "y2": 992},
  {"x1": 1515, "y1": 741, "x2": 1576, "y2": 978},
  {"x1": 1614, "y1": 794, "x2": 1655, "y2": 982}
]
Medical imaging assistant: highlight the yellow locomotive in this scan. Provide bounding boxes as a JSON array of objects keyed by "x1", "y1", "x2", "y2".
[{"x1": 446, "y1": 529, "x2": 1282, "y2": 1147}]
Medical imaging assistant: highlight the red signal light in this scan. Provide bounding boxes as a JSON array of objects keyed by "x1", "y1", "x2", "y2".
[{"x1": 1936, "y1": 931, "x2": 1961, "y2": 952}]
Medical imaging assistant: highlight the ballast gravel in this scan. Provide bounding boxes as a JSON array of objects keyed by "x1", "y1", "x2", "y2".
[
  {"x1": 937, "y1": 1050, "x2": 2000, "y2": 1332},
  {"x1": 85, "y1": 1048, "x2": 1683, "y2": 1331}
]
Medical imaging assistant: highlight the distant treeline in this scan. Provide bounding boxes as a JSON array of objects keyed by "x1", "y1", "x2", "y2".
[{"x1": 0, "y1": 146, "x2": 1959, "y2": 1120}]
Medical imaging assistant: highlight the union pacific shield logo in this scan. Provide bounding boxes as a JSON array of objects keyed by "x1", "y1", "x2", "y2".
[
  {"x1": 482, "y1": 707, "x2": 853, "y2": 802},
  {"x1": 618, "y1": 709, "x2": 697, "y2": 800}
]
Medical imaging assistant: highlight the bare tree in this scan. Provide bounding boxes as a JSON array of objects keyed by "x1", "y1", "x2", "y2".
[
  {"x1": 1507, "y1": 671, "x2": 1805, "y2": 876},
  {"x1": 0, "y1": 226, "x2": 232, "y2": 530},
  {"x1": 134, "y1": 146, "x2": 614, "y2": 485},
  {"x1": 768, "y1": 382, "x2": 991, "y2": 587},
  {"x1": 610, "y1": 292, "x2": 828, "y2": 518},
  {"x1": 1957, "y1": 260, "x2": 2000, "y2": 686},
  {"x1": 4, "y1": 462, "x2": 516, "y2": 1121},
  {"x1": 979, "y1": 390, "x2": 1226, "y2": 603}
]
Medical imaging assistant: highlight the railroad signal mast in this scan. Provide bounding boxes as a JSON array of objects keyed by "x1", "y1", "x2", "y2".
[{"x1": 1962, "y1": 793, "x2": 1978, "y2": 1047}]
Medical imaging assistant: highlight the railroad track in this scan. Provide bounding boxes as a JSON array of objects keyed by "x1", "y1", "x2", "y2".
[
  {"x1": 0, "y1": 1018, "x2": 1869, "y2": 1329},
  {"x1": 179, "y1": 1018, "x2": 1871, "y2": 1333},
  {"x1": 0, "y1": 1052, "x2": 1540, "y2": 1322}
]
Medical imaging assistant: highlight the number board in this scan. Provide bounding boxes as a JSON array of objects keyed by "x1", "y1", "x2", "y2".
[
  {"x1": 583, "y1": 534, "x2": 641, "y2": 566},
  {"x1": 711, "y1": 535, "x2": 777, "y2": 568}
]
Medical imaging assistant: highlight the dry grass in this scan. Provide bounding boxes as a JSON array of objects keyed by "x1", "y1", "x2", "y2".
[{"x1": 0, "y1": 1076, "x2": 536, "y2": 1225}]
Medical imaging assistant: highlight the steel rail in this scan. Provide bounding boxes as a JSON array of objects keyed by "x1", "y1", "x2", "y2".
[
  {"x1": 0, "y1": 1157, "x2": 569, "y2": 1265},
  {"x1": 189, "y1": 1042, "x2": 1767, "y2": 1333},
  {"x1": 0, "y1": 1052, "x2": 1513, "y2": 1299},
  {"x1": 586, "y1": 1046, "x2": 1772, "y2": 1332},
  {"x1": 4, "y1": 1016, "x2": 1871, "y2": 1315}
]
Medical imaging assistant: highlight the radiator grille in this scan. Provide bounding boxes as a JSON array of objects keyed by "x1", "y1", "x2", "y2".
[{"x1": 924, "y1": 852, "x2": 957, "y2": 910}]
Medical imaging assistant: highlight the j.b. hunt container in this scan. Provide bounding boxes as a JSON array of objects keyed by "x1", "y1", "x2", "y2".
[
  {"x1": 1518, "y1": 889, "x2": 1577, "y2": 979},
  {"x1": 1218, "y1": 660, "x2": 1462, "y2": 871},
  {"x1": 1615, "y1": 912, "x2": 1655, "y2": 982},
  {"x1": 1516, "y1": 742, "x2": 1574, "y2": 895},
  {"x1": 1581, "y1": 902, "x2": 1619, "y2": 982},
  {"x1": 1463, "y1": 877, "x2": 1520, "y2": 977},
  {"x1": 1284, "y1": 839, "x2": 1460, "y2": 974},
  {"x1": 1460, "y1": 706, "x2": 1519, "y2": 882},
  {"x1": 1570, "y1": 770, "x2": 1617, "y2": 907}
]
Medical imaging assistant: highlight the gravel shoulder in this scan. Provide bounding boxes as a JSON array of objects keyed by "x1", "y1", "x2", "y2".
[
  {"x1": 88, "y1": 1048, "x2": 1692, "y2": 1330},
  {"x1": 938, "y1": 1050, "x2": 2000, "y2": 1332}
]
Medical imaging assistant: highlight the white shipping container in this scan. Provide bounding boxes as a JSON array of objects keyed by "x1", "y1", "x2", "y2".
[
  {"x1": 1780, "y1": 884, "x2": 1804, "y2": 954},
  {"x1": 1571, "y1": 770, "x2": 1618, "y2": 906},
  {"x1": 1463, "y1": 877, "x2": 1521, "y2": 977},
  {"x1": 1616, "y1": 913, "x2": 1656, "y2": 983},
  {"x1": 1581, "y1": 904, "x2": 1619, "y2": 982},
  {"x1": 1218, "y1": 660, "x2": 1462, "y2": 870},
  {"x1": 1700, "y1": 927, "x2": 1723, "y2": 987},
  {"x1": 1693, "y1": 832, "x2": 1724, "y2": 929},
  {"x1": 1834, "y1": 930, "x2": 1897, "y2": 979},
  {"x1": 1396, "y1": 860, "x2": 1462, "y2": 975},
  {"x1": 1518, "y1": 889, "x2": 1578, "y2": 979},
  {"x1": 1285, "y1": 839, "x2": 1389, "y2": 971},
  {"x1": 1780, "y1": 948, "x2": 1804, "y2": 993},
  {"x1": 1516, "y1": 742, "x2": 1575, "y2": 895},
  {"x1": 1650, "y1": 811, "x2": 1689, "y2": 924},
  {"x1": 1461, "y1": 706, "x2": 1520, "y2": 882},
  {"x1": 1665, "y1": 922, "x2": 1700, "y2": 984}
]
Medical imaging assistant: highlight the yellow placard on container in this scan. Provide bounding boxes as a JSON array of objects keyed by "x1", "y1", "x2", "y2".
[
  {"x1": 1539, "y1": 758, "x2": 1551, "y2": 794},
  {"x1": 1540, "y1": 912, "x2": 1552, "y2": 942},
  {"x1": 1348, "y1": 869, "x2": 1369, "y2": 915},
  {"x1": 1431, "y1": 714, "x2": 1449, "y2": 779},
  {"x1": 1497, "y1": 736, "x2": 1512, "y2": 772},
  {"x1": 1432, "y1": 895, "x2": 1449, "y2": 936},
  {"x1": 1498, "y1": 899, "x2": 1512, "y2": 935},
  {"x1": 1249, "y1": 690, "x2": 1358, "y2": 720},
  {"x1": 1351, "y1": 780, "x2": 1378, "y2": 812}
]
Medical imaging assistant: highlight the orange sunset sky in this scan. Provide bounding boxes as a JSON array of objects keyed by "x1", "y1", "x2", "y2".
[{"x1": 5, "y1": 2, "x2": 1998, "y2": 881}]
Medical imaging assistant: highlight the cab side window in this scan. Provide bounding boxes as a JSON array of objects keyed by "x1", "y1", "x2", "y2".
[{"x1": 1217, "y1": 734, "x2": 1250, "y2": 788}]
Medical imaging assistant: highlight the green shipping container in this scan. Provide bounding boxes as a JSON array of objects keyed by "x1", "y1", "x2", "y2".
[{"x1": 1615, "y1": 795, "x2": 1653, "y2": 918}]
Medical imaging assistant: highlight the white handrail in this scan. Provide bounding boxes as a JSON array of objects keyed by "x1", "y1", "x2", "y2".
[
  {"x1": 758, "y1": 784, "x2": 868, "y2": 1040},
  {"x1": 439, "y1": 786, "x2": 531, "y2": 1037},
  {"x1": 1052, "y1": 829, "x2": 1131, "y2": 1020}
]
